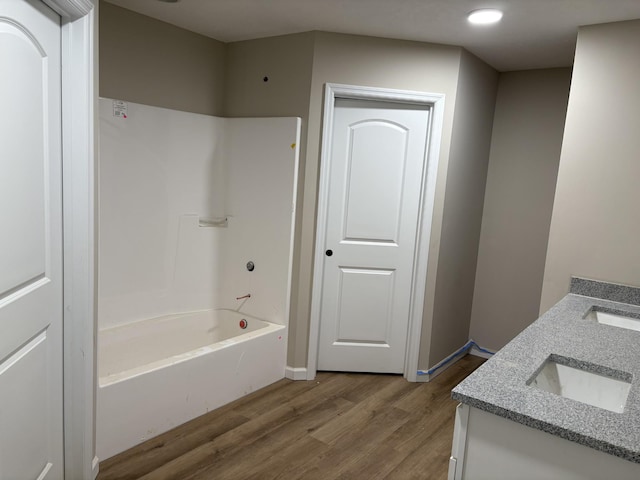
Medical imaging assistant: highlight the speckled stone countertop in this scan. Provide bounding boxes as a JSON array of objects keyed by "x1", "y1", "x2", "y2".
[{"x1": 452, "y1": 277, "x2": 640, "y2": 463}]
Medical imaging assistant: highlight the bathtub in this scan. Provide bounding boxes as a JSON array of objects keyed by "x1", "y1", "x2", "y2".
[{"x1": 96, "y1": 309, "x2": 286, "y2": 460}]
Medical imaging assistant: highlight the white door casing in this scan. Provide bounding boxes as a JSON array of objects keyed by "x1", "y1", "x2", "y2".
[
  {"x1": 0, "y1": 1, "x2": 95, "y2": 478},
  {"x1": 308, "y1": 84, "x2": 444, "y2": 380},
  {"x1": 0, "y1": 0, "x2": 63, "y2": 478}
]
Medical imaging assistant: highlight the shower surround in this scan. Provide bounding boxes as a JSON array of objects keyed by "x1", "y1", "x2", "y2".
[{"x1": 97, "y1": 99, "x2": 300, "y2": 459}]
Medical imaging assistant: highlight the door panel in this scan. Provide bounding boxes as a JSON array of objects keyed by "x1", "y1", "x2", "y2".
[
  {"x1": 0, "y1": 0, "x2": 63, "y2": 478},
  {"x1": 0, "y1": 9, "x2": 47, "y2": 297},
  {"x1": 343, "y1": 120, "x2": 408, "y2": 243},
  {"x1": 0, "y1": 331, "x2": 50, "y2": 480},
  {"x1": 318, "y1": 99, "x2": 429, "y2": 373},
  {"x1": 335, "y1": 267, "x2": 394, "y2": 344}
]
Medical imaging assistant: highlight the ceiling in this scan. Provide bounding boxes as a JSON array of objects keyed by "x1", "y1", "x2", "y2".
[{"x1": 103, "y1": 0, "x2": 640, "y2": 71}]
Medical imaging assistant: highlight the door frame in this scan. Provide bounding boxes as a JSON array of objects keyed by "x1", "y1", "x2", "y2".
[
  {"x1": 307, "y1": 83, "x2": 444, "y2": 382},
  {"x1": 42, "y1": 0, "x2": 97, "y2": 477}
]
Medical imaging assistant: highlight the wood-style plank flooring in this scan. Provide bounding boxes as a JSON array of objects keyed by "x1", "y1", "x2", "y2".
[{"x1": 98, "y1": 354, "x2": 484, "y2": 480}]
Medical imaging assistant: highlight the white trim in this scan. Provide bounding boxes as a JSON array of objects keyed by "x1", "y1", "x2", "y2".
[
  {"x1": 307, "y1": 83, "x2": 445, "y2": 382},
  {"x1": 44, "y1": 0, "x2": 92, "y2": 20},
  {"x1": 449, "y1": 403, "x2": 469, "y2": 480},
  {"x1": 416, "y1": 373, "x2": 433, "y2": 383},
  {"x1": 416, "y1": 350, "x2": 467, "y2": 383},
  {"x1": 51, "y1": 0, "x2": 97, "y2": 478},
  {"x1": 404, "y1": 88, "x2": 444, "y2": 382},
  {"x1": 285, "y1": 366, "x2": 308, "y2": 381},
  {"x1": 92, "y1": 456, "x2": 100, "y2": 479},
  {"x1": 470, "y1": 346, "x2": 494, "y2": 359},
  {"x1": 284, "y1": 119, "x2": 301, "y2": 341}
]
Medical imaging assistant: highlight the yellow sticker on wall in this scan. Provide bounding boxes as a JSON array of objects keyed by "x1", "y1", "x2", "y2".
[{"x1": 291, "y1": 143, "x2": 296, "y2": 149}]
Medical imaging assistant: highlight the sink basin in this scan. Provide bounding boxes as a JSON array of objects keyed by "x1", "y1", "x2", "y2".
[
  {"x1": 588, "y1": 310, "x2": 640, "y2": 332},
  {"x1": 528, "y1": 356, "x2": 631, "y2": 413}
]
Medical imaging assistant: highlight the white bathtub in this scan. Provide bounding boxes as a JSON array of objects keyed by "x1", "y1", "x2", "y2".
[{"x1": 96, "y1": 309, "x2": 286, "y2": 460}]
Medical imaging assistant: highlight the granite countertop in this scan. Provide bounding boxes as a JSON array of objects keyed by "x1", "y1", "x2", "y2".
[{"x1": 452, "y1": 277, "x2": 640, "y2": 463}]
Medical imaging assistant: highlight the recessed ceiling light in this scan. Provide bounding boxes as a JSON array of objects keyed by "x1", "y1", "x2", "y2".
[{"x1": 467, "y1": 9, "x2": 503, "y2": 25}]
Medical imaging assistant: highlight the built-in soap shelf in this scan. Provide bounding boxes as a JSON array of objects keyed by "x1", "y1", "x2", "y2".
[{"x1": 198, "y1": 216, "x2": 228, "y2": 228}]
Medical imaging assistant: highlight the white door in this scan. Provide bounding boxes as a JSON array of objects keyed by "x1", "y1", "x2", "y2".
[
  {"x1": 0, "y1": 1, "x2": 64, "y2": 478},
  {"x1": 317, "y1": 99, "x2": 430, "y2": 373}
]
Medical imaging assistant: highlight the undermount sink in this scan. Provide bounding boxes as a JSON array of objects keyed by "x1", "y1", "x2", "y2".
[
  {"x1": 528, "y1": 355, "x2": 631, "y2": 413},
  {"x1": 587, "y1": 309, "x2": 640, "y2": 332}
]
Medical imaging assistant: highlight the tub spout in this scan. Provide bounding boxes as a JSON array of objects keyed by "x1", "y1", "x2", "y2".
[{"x1": 236, "y1": 294, "x2": 251, "y2": 300}]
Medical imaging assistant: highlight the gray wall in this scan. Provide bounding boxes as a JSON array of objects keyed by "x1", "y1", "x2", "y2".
[
  {"x1": 99, "y1": 2, "x2": 226, "y2": 116},
  {"x1": 427, "y1": 50, "x2": 498, "y2": 366},
  {"x1": 470, "y1": 69, "x2": 571, "y2": 351},
  {"x1": 223, "y1": 33, "x2": 314, "y2": 118},
  {"x1": 541, "y1": 20, "x2": 640, "y2": 312}
]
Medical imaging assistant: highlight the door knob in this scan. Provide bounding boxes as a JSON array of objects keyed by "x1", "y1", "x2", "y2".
[{"x1": 325, "y1": 249, "x2": 333, "y2": 257}]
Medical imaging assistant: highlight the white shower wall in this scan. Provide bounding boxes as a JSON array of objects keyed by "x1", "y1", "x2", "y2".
[
  {"x1": 98, "y1": 98, "x2": 300, "y2": 329},
  {"x1": 222, "y1": 119, "x2": 299, "y2": 320}
]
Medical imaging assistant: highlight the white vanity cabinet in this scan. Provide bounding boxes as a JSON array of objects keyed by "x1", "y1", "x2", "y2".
[{"x1": 448, "y1": 404, "x2": 640, "y2": 480}]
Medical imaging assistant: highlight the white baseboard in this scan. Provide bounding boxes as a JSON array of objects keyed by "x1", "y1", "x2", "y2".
[
  {"x1": 416, "y1": 352, "x2": 467, "y2": 382},
  {"x1": 416, "y1": 372, "x2": 433, "y2": 382},
  {"x1": 416, "y1": 339, "x2": 495, "y2": 382},
  {"x1": 92, "y1": 455, "x2": 100, "y2": 479},
  {"x1": 470, "y1": 346, "x2": 494, "y2": 359},
  {"x1": 285, "y1": 366, "x2": 308, "y2": 381}
]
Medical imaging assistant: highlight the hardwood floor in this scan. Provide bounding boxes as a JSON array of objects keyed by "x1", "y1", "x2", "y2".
[{"x1": 98, "y1": 354, "x2": 485, "y2": 480}]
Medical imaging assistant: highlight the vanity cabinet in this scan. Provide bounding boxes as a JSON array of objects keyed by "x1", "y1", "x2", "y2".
[{"x1": 448, "y1": 404, "x2": 640, "y2": 480}]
